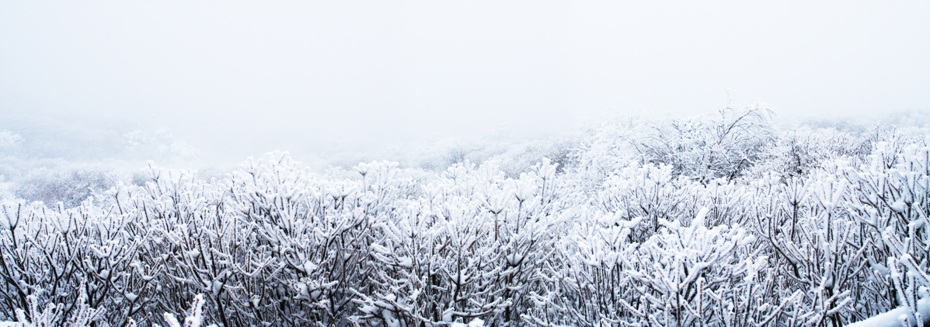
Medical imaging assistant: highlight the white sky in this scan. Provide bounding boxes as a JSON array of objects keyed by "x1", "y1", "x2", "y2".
[{"x1": 1, "y1": 1, "x2": 928, "y2": 163}]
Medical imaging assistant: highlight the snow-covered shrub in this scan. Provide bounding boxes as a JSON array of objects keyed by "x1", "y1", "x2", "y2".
[
  {"x1": 596, "y1": 163, "x2": 697, "y2": 240},
  {"x1": 0, "y1": 287, "x2": 105, "y2": 327},
  {"x1": 754, "y1": 172, "x2": 866, "y2": 326},
  {"x1": 583, "y1": 106, "x2": 774, "y2": 183},
  {"x1": 548, "y1": 206, "x2": 786, "y2": 327},
  {"x1": 0, "y1": 195, "x2": 153, "y2": 326},
  {"x1": 843, "y1": 138, "x2": 930, "y2": 325},
  {"x1": 616, "y1": 208, "x2": 763, "y2": 326},
  {"x1": 746, "y1": 126, "x2": 869, "y2": 180},
  {"x1": 356, "y1": 159, "x2": 566, "y2": 327}
]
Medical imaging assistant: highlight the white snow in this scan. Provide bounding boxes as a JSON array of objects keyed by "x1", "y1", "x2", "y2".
[
  {"x1": 846, "y1": 298, "x2": 930, "y2": 327},
  {"x1": 451, "y1": 318, "x2": 484, "y2": 327}
]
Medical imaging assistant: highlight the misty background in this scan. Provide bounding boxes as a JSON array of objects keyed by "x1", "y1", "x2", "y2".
[
  {"x1": 1, "y1": 1, "x2": 929, "y2": 169},
  {"x1": 3, "y1": 3, "x2": 930, "y2": 325}
]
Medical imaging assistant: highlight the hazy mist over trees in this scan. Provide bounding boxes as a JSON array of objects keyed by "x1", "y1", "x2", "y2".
[{"x1": 2, "y1": 1, "x2": 930, "y2": 326}]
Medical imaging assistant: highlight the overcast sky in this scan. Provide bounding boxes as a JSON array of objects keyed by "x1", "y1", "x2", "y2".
[{"x1": 1, "y1": 1, "x2": 928, "y2": 163}]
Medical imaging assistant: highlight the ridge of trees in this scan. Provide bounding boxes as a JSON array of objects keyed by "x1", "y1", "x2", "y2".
[{"x1": 1, "y1": 108, "x2": 928, "y2": 326}]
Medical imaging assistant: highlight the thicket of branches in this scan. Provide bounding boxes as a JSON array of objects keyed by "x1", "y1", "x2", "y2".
[{"x1": 1, "y1": 108, "x2": 928, "y2": 327}]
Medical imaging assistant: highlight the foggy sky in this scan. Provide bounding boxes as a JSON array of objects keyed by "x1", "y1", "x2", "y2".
[{"x1": 1, "y1": 1, "x2": 929, "y2": 164}]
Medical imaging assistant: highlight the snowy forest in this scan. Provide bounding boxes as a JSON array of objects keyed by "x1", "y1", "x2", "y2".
[{"x1": 1, "y1": 107, "x2": 929, "y2": 327}]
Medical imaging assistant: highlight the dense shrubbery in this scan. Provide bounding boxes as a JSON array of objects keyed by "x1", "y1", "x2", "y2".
[{"x1": 1, "y1": 109, "x2": 928, "y2": 326}]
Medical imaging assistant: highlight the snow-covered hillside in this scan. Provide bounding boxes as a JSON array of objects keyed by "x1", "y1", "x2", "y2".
[{"x1": 1, "y1": 108, "x2": 928, "y2": 326}]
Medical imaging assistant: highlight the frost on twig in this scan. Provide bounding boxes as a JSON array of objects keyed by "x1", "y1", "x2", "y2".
[{"x1": 155, "y1": 294, "x2": 216, "y2": 327}]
